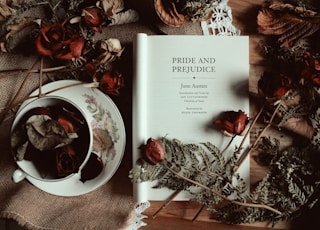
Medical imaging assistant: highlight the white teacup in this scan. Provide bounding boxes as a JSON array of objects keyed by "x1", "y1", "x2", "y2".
[{"x1": 11, "y1": 95, "x2": 93, "y2": 183}]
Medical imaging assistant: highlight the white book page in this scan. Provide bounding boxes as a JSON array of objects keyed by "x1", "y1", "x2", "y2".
[{"x1": 133, "y1": 33, "x2": 250, "y2": 202}]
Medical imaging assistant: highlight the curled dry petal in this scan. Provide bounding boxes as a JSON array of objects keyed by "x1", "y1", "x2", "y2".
[
  {"x1": 214, "y1": 110, "x2": 249, "y2": 137},
  {"x1": 140, "y1": 138, "x2": 166, "y2": 165}
]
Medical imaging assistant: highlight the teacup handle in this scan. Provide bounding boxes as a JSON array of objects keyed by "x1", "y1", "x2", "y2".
[{"x1": 12, "y1": 169, "x2": 26, "y2": 183}]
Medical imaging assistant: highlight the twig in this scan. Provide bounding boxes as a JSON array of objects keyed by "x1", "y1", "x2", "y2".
[
  {"x1": 161, "y1": 161, "x2": 282, "y2": 215},
  {"x1": 192, "y1": 204, "x2": 206, "y2": 222},
  {"x1": 152, "y1": 190, "x2": 181, "y2": 219}
]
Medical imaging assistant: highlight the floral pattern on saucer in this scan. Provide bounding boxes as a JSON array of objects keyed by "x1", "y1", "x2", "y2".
[{"x1": 83, "y1": 93, "x2": 120, "y2": 162}]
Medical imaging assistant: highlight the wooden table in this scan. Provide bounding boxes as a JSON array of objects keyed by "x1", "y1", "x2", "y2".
[{"x1": 143, "y1": 1, "x2": 293, "y2": 229}]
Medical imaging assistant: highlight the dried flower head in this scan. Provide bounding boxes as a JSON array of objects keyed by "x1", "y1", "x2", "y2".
[
  {"x1": 98, "y1": 70, "x2": 124, "y2": 96},
  {"x1": 140, "y1": 138, "x2": 166, "y2": 165},
  {"x1": 93, "y1": 38, "x2": 124, "y2": 65},
  {"x1": 214, "y1": 110, "x2": 249, "y2": 137},
  {"x1": 82, "y1": 6, "x2": 105, "y2": 33},
  {"x1": 35, "y1": 23, "x2": 85, "y2": 61}
]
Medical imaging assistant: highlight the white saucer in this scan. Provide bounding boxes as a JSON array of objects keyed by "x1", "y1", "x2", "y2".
[{"x1": 15, "y1": 80, "x2": 126, "y2": 196}]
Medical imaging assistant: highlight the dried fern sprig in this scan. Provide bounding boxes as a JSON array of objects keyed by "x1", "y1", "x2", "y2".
[{"x1": 160, "y1": 161, "x2": 282, "y2": 215}]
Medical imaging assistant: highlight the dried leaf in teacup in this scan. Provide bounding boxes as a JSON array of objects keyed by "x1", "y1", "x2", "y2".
[
  {"x1": 257, "y1": 3, "x2": 320, "y2": 47},
  {"x1": 11, "y1": 126, "x2": 27, "y2": 150},
  {"x1": 26, "y1": 115, "x2": 77, "y2": 151},
  {"x1": 15, "y1": 141, "x2": 28, "y2": 161}
]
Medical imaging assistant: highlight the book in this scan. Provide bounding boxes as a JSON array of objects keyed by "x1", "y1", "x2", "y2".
[{"x1": 132, "y1": 33, "x2": 250, "y2": 202}]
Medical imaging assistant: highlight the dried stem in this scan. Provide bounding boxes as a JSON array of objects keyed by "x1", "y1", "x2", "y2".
[
  {"x1": 220, "y1": 134, "x2": 236, "y2": 154},
  {"x1": 234, "y1": 101, "x2": 282, "y2": 171},
  {"x1": 0, "y1": 65, "x2": 68, "y2": 79},
  {"x1": 0, "y1": 81, "x2": 97, "y2": 126},
  {"x1": 39, "y1": 57, "x2": 44, "y2": 97},
  {"x1": 161, "y1": 161, "x2": 282, "y2": 215}
]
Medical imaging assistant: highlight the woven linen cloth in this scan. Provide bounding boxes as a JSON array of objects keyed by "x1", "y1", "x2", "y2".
[{"x1": 0, "y1": 5, "x2": 204, "y2": 228}]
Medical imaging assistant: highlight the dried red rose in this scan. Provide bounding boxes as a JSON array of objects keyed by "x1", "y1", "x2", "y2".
[
  {"x1": 301, "y1": 52, "x2": 320, "y2": 87},
  {"x1": 140, "y1": 138, "x2": 166, "y2": 165},
  {"x1": 98, "y1": 70, "x2": 124, "y2": 96},
  {"x1": 258, "y1": 71, "x2": 292, "y2": 97},
  {"x1": 56, "y1": 145, "x2": 79, "y2": 177},
  {"x1": 35, "y1": 23, "x2": 85, "y2": 61},
  {"x1": 82, "y1": 6, "x2": 104, "y2": 32},
  {"x1": 214, "y1": 110, "x2": 249, "y2": 137}
]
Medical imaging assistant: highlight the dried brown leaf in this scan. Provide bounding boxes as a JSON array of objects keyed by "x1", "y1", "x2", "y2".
[
  {"x1": 92, "y1": 128, "x2": 113, "y2": 152},
  {"x1": 257, "y1": 3, "x2": 320, "y2": 47},
  {"x1": 26, "y1": 115, "x2": 76, "y2": 151}
]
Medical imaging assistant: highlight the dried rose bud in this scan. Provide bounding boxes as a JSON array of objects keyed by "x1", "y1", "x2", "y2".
[
  {"x1": 98, "y1": 70, "x2": 124, "y2": 96},
  {"x1": 140, "y1": 138, "x2": 165, "y2": 165},
  {"x1": 82, "y1": 6, "x2": 104, "y2": 33},
  {"x1": 214, "y1": 110, "x2": 249, "y2": 137}
]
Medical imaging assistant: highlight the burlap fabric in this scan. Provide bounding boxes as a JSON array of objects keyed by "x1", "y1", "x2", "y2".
[{"x1": 0, "y1": 2, "x2": 203, "y2": 228}]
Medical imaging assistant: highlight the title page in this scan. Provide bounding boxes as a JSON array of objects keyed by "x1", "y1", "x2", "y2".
[{"x1": 134, "y1": 34, "x2": 249, "y2": 201}]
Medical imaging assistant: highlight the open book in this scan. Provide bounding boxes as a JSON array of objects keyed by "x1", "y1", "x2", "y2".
[{"x1": 133, "y1": 33, "x2": 250, "y2": 202}]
